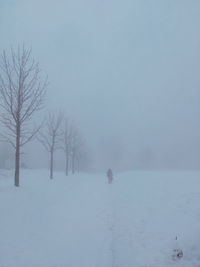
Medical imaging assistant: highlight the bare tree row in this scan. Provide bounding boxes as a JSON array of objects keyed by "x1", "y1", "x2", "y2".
[
  {"x1": 0, "y1": 45, "x2": 85, "y2": 186},
  {"x1": 37, "y1": 113, "x2": 84, "y2": 179}
]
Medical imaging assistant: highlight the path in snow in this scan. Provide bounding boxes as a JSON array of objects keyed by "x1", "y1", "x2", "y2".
[{"x1": 1, "y1": 170, "x2": 200, "y2": 267}]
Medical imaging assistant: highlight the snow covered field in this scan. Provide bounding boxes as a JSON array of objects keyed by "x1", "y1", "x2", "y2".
[{"x1": 1, "y1": 170, "x2": 200, "y2": 267}]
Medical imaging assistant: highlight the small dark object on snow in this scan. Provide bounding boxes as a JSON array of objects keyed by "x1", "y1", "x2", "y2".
[
  {"x1": 107, "y1": 168, "x2": 113, "y2": 184},
  {"x1": 172, "y1": 236, "x2": 183, "y2": 261},
  {"x1": 172, "y1": 249, "x2": 183, "y2": 260}
]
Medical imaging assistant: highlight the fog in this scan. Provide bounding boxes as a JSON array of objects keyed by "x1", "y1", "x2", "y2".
[{"x1": 0, "y1": 0, "x2": 200, "y2": 171}]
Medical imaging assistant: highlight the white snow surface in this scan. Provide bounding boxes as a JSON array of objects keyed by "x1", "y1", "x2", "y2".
[{"x1": 1, "y1": 169, "x2": 200, "y2": 267}]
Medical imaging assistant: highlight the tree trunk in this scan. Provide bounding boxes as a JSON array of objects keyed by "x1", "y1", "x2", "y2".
[
  {"x1": 50, "y1": 150, "x2": 53, "y2": 179},
  {"x1": 77, "y1": 158, "x2": 79, "y2": 173},
  {"x1": 15, "y1": 124, "x2": 20, "y2": 187},
  {"x1": 72, "y1": 152, "x2": 75, "y2": 175},
  {"x1": 65, "y1": 151, "x2": 69, "y2": 176}
]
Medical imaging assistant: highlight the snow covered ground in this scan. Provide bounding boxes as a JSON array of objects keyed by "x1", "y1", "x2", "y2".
[{"x1": 1, "y1": 169, "x2": 200, "y2": 267}]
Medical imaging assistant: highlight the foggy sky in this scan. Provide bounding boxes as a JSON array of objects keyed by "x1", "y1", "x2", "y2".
[{"x1": 1, "y1": 0, "x2": 200, "y2": 170}]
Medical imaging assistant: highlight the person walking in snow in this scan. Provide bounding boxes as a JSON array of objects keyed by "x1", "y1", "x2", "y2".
[{"x1": 107, "y1": 168, "x2": 113, "y2": 184}]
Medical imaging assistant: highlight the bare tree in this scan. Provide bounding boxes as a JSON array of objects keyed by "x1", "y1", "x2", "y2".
[
  {"x1": 0, "y1": 46, "x2": 47, "y2": 186},
  {"x1": 61, "y1": 118, "x2": 72, "y2": 176},
  {"x1": 37, "y1": 112, "x2": 63, "y2": 179}
]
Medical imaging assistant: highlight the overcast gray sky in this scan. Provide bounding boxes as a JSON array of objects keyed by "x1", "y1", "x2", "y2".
[{"x1": 1, "y1": 0, "x2": 200, "y2": 170}]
